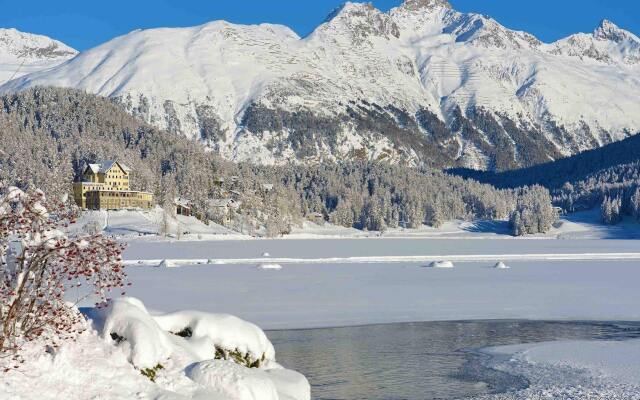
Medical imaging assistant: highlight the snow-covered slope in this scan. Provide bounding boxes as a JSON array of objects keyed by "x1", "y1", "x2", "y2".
[
  {"x1": 2, "y1": 0, "x2": 639, "y2": 170},
  {"x1": 0, "y1": 28, "x2": 77, "y2": 84},
  {"x1": 549, "y1": 19, "x2": 640, "y2": 66}
]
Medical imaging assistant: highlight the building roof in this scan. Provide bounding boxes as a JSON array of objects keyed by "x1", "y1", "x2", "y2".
[
  {"x1": 174, "y1": 197, "x2": 192, "y2": 208},
  {"x1": 209, "y1": 198, "x2": 232, "y2": 208},
  {"x1": 86, "y1": 160, "x2": 131, "y2": 175}
]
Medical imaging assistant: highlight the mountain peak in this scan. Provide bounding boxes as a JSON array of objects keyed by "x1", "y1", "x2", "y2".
[
  {"x1": 324, "y1": 2, "x2": 376, "y2": 22},
  {"x1": 400, "y1": 0, "x2": 452, "y2": 11},
  {"x1": 0, "y1": 28, "x2": 77, "y2": 60},
  {"x1": 594, "y1": 19, "x2": 630, "y2": 43},
  {"x1": 319, "y1": 2, "x2": 400, "y2": 41}
]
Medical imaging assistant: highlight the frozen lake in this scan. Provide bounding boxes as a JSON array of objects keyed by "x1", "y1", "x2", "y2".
[
  {"x1": 268, "y1": 320, "x2": 640, "y2": 400},
  {"x1": 124, "y1": 258, "x2": 640, "y2": 330},
  {"x1": 117, "y1": 237, "x2": 640, "y2": 398}
]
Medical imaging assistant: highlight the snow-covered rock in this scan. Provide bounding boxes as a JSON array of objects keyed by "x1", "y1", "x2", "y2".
[
  {"x1": 97, "y1": 297, "x2": 174, "y2": 368},
  {"x1": 154, "y1": 310, "x2": 276, "y2": 363},
  {"x1": 158, "y1": 259, "x2": 178, "y2": 268},
  {"x1": 187, "y1": 360, "x2": 279, "y2": 400},
  {"x1": 427, "y1": 260, "x2": 455, "y2": 268},
  {"x1": 2, "y1": 3, "x2": 639, "y2": 170},
  {"x1": 493, "y1": 261, "x2": 510, "y2": 269},
  {"x1": 265, "y1": 369, "x2": 311, "y2": 400}
]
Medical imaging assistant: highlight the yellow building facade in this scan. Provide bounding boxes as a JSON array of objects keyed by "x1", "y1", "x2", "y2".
[{"x1": 73, "y1": 161, "x2": 153, "y2": 210}]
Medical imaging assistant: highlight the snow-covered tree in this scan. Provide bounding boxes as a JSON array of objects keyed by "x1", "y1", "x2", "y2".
[
  {"x1": 601, "y1": 195, "x2": 623, "y2": 225},
  {"x1": 630, "y1": 188, "x2": 640, "y2": 221},
  {"x1": 509, "y1": 185, "x2": 557, "y2": 236}
]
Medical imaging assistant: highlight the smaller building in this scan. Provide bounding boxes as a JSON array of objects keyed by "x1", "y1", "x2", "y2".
[
  {"x1": 73, "y1": 160, "x2": 154, "y2": 210},
  {"x1": 208, "y1": 198, "x2": 240, "y2": 225},
  {"x1": 308, "y1": 211, "x2": 325, "y2": 224},
  {"x1": 260, "y1": 183, "x2": 274, "y2": 193},
  {"x1": 175, "y1": 197, "x2": 192, "y2": 217}
]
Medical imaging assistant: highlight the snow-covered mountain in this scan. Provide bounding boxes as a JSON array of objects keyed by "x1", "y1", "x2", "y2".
[
  {"x1": 0, "y1": 28, "x2": 77, "y2": 84},
  {"x1": 2, "y1": 0, "x2": 639, "y2": 170}
]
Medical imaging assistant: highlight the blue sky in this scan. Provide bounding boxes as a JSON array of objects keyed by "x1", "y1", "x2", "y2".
[{"x1": 1, "y1": 0, "x2": 638, "y2": 51}]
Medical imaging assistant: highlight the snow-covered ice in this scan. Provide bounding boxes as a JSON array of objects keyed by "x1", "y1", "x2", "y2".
[
  {"x1": 473, "y1": 339, "x2": 640, "y2": 399},
  {"x1": 485, "y1": 339, "x2": 640, "y2": 387},
  {"x1": 121, "y1": 259, "x2": 640, "y2": 330}
]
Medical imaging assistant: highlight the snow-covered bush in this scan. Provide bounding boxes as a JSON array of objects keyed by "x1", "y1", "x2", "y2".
[
  {"x1": 97, "y1": 298, "x2": 276, "y2": 369},
  {"x1": 0, "y1": 186, "x2": 127, "y2": 367},
  {"x1": 97, "y1": 298, "x2": 173, "y2": 369},
  {"x1": 92, "y1": 297, "x2": 309, "y2": 399},
  {"x1": 154, "y1": 310, "x2": 276, "y2": 367}
]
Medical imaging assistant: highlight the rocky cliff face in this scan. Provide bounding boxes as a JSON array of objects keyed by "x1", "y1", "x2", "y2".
[{"x1": 2, "y1": 1, "x2": 639, "y2": 170}]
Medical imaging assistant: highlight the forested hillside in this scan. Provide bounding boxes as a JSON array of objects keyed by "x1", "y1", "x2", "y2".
[
  {"x1": 0, "y1": 87, "x2": 558, "y2": 235},
  {"x1": 450, "y1": 133, "x2": 640, "y2": 224},
  {"x1": 450, "y1": 132, "x2": 640, "y2": 190}
]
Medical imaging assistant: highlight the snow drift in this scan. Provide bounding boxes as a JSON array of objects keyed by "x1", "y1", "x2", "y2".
[
  {"x1": 258, "y1": 263, "x2": 283, "y2": 270},
  {"x1": 427, "y1": 260, "x2": 455, "y2": 268},
  {"x1": 89, "y1": 297, "x2": 309, "y2": 399}
]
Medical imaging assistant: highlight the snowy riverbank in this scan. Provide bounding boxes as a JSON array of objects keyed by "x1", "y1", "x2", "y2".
[{"x1": 0, "y1": 298, "x2": 310, "y2": 400}]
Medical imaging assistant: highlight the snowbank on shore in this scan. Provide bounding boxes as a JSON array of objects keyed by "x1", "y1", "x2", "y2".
[{"x1": 1, "y1": 297, "x2": 309, "y2": 400}]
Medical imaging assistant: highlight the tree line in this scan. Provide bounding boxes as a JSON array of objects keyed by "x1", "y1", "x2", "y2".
[{"x1": 0, "y1": 87, "x2": 556, "y2": 236}]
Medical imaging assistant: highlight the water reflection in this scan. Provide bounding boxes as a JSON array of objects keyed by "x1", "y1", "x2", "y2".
[{"x1": 268, "y1": 321, "x2": 640, "y2": 400}]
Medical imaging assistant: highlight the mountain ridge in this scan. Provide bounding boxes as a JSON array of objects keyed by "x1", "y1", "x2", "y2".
[
  {"x1": 1, "y1": 2, "x2": 639, "y2": 171},
  {"x1": 0, "y1": 28, "x2": 77, "y2": 83}
]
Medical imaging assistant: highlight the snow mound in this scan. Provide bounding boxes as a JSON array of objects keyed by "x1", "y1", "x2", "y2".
[
  {"x1": 158, "y1": 259, "x2": 178, "y2": 268},
  {"x1": 6, "y1": 297, "x2": 309, "y2": 400},
  {"x1": 97, "y1": 297, "x2": 174, "y2": 368},
  {"x1": 262, "y1": 252, "x2": 271, "y2": 257},
  {"x1": 265, "y1": 369, "x2": 311, "y2": 400},
  {"x1": 95, "y1": 297, "x2": 276, "y2": 367},
  {"x1": 154, "y1": 311, "x2": 276, "y2": 362},
  {"x1": 426, "y1": 260, "x2": 455, "y2": 268},
  {"x1": 493, "y1": 261, "x2": 510, "y2": 269},
  {"x1": 187, "y1": 360, "x2": 278, "y2": 400},
  {"x1": 258, "y1": 263, "x2": 283, "y2": 270}
]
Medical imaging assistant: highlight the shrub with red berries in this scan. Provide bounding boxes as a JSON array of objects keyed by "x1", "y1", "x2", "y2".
[{"x1": 0, "y1": 185, "x2": 128, "y2": 368}]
